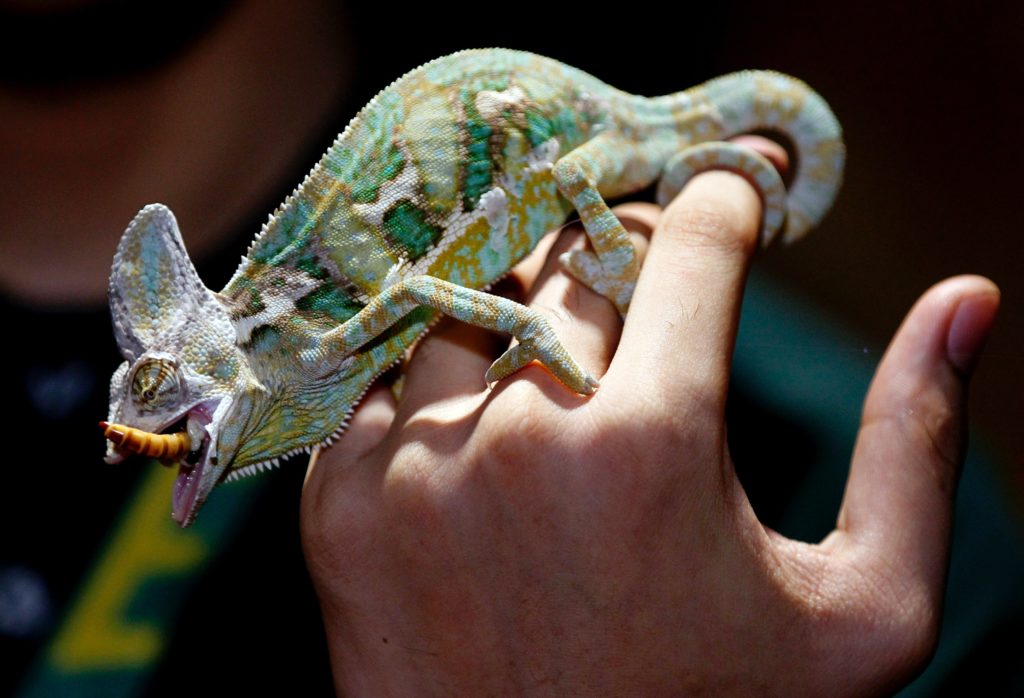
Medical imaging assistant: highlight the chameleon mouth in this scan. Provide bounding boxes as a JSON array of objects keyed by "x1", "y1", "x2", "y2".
[{"x1": 101, "y1": 406, "x2": 215, "y2": 525}]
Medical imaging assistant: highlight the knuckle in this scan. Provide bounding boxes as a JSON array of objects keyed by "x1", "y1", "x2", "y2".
[
  {"x1": 660, "y1": 190, "x2": 758, "y2": 255},
  {"x1": 912, "y1": 406, "x2": 963, "y2": 493},
  {"x1": 485, "y1": 401, "x2": 560, "y2": 461},
  {"x1": 865, "y1": 398, "x2": 964, "y2": 497}
]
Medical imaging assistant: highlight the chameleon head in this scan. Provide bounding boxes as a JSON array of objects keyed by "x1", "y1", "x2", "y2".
[{"x1": 105, "y1": 204, "x2": 262, "y2": 526}]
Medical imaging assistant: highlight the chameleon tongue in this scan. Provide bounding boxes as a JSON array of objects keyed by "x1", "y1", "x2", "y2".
[{"x1": 172, "y1": 460, "x2": 203, "y2": 525}]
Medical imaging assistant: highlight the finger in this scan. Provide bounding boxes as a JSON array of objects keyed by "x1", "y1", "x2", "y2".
[
  {"x1": 612, "y1": 169, "x2": 763, "y2": 417},
  {"x1": 833, "y1": 276, "x2": 999, "y2": 597},
  {"x1": 729, "y1": 135, "x2": 790, "y2": 177}
]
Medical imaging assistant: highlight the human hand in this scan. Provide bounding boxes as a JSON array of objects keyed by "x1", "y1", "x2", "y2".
[{"x1": 301, "y1": 141, "x2": 998, "y2": 695}]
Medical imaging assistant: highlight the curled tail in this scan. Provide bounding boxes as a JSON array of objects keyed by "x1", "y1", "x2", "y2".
[{"x1": 699, "y1": 70, "x2": 845, "y2": 243}]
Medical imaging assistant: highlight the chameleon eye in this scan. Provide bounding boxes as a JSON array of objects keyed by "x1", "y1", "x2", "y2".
[{"x1": 130, "y1": 358, "x2": 181, "y2": 412}]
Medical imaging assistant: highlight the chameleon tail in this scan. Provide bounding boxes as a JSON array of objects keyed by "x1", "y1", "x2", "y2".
[{"x1": 700, "y1": 71, "x2": 845, "y2": 243}]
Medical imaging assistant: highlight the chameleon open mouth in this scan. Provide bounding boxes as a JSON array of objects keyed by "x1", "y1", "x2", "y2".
[{"x1": 101, "y1": 404, "x2": 216, "y2": 525}]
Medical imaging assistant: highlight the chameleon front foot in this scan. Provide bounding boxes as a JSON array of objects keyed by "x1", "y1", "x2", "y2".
[
  {"x1": 321, "y1": 275, "x2": 600, "y2": 396},
  {"x1": 485, "y1": 328, "x2": 599, "y2": 395}
]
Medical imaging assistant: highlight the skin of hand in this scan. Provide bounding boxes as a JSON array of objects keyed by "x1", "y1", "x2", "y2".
[{"x1": 300, "y1": 139, "x2": 999, "y2": 696}]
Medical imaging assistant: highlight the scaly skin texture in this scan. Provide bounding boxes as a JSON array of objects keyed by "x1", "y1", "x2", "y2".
[{"x1": 103, "y1": 48, "x2": 844, "y2": 526}]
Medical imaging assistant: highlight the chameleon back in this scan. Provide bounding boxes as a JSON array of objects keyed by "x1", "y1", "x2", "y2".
[{"x1": 224, "y1": 50, "x2": 620, "y2": 333}]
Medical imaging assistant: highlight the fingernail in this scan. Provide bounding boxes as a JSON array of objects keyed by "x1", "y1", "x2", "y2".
[{"x1": 946, "y1": 291, "x2": 999, "y2": 374}]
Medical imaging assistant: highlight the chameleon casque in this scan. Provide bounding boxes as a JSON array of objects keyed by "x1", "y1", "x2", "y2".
[{"x1": 101, "y1": 49, "x2": 844, "y2": 527}]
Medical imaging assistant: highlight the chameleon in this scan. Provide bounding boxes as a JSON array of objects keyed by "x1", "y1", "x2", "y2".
[{"x1": 101, "y1": 48, "x2": 844, "y2": 527}]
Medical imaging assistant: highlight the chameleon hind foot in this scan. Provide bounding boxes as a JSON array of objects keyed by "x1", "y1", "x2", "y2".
[
  {"x1": 556, "y1": 141, "x2": 786, "y2": 314},
  {"x1": 558, "y1": 246, "x2": 637, "y2": 317}
]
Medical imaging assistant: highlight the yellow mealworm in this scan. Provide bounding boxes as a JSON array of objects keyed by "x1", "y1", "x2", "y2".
[{"x1": 100, "y1": 421, "x2": 192, "y2": 462}]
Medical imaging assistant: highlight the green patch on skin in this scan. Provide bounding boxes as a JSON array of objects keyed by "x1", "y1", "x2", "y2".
[
  {"x1": 553, "y1": 106, "x2": 586, "y2": 145},
  {"x1": 462, "y1": 111, "x2": 493, "y2": 210},
  {"x1": 294, "y1": 255, "x2": 330, "y2": 281},
  {"x1": 248, "y1": 324, "x2": 279, "y2": 352},
  {"x1": 459, "y1": 78, "x2": 512, "y2": 211},
  {"x1": 383, "y1": 202, "x2": 441, "y2": 258},
  {"x1": 249, "y1": 289, "x2": 263, "y2": 310},
  {"x1": 295, "y1": 283, "x2": 362, "y2": 324},
  {"x1": 350, "y1": 143, "x2": 406, "y2": 204},
  {"x1": 525, "y1": 106, "x2": 586, "y2": 149},
  {"x1": 525, "y1": 110, "x2": 553, "y2": 146},
  {"x1": 236, "y1": 284, "x2": 265, "y2": 315}
]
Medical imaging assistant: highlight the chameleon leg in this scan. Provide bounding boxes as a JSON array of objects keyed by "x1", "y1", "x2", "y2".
[
  {"x1": 656, "y1": 142, "x2": 787, "y2": 247},
  {"x1": 314, "y1": 275, "x2": 599, "y2": 394},
  {"x1": 551, "y1": 135, "x2": 641, "y2": 316}
]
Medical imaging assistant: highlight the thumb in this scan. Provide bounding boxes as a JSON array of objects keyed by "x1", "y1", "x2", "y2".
[{"x1": 835, "y1": 275, "x2": 999, "y2": 605}]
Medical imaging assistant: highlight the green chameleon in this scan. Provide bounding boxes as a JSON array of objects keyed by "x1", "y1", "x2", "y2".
[{"x1": 101, "y1": 48, "x2": 844, "y2": 526}]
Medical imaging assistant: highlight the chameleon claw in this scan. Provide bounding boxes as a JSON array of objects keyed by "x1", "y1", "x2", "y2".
[{"x1": 580, "y1": 372, "x2": 600, "y2": 395}]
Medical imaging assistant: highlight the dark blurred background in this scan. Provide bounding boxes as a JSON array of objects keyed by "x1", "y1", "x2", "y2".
[{"x1": 1, "y1": 0, "x2": 1020, "y2": 695}]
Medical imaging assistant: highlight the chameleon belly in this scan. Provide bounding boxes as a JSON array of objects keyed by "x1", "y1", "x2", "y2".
[{"x1": 103, "y1": 49, "x2": 844, "y2": 525}]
